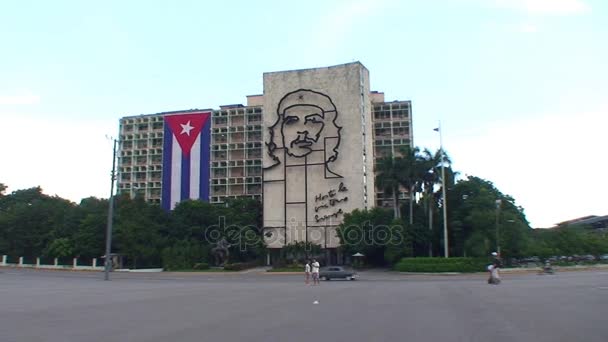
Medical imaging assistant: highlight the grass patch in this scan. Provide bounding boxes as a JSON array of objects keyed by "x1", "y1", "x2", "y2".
[
  {"x1": 395, "y1": 257, "x2": 488, "y2": 273},
  {"x1": 168, "y1": 268, "x2": 234, "y2": 272},
  {"x1": 267, "y1": 267, "x2": 303, "y2": 272}
]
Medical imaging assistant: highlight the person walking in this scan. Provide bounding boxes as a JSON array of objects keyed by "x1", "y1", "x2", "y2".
[
  {"x1": 305, "y1": 260, "x2": 311, "y2": 285},
  {"x1": 311, "y1": 259, "x2": 320, "y2": 285},
  {"x1": 488, "y1": 252, "x2": 502, "y2": 284}
]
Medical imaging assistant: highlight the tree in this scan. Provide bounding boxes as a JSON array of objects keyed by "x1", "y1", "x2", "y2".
[
  {"x1": 168, "y1": 198, "x2": 264, "y2": 264},
  {"x1": 114, "y1": 194, "x2": 167, "y2": 268},
  {"x1": 396, "y1": 146, "x2": 425, "y2": 225},
  {"x1": 448, "y1": 176, "x2": 530, "y2": 258},
  {"x1": 337, "y1": 208, "x2": 407, "y2": 266},
  {"x1": 526, "y1": 226, "x2": 608, "y2": 257},
  {"x1": 224, "y1": 198, "x2": 265, "y2": 261},
  {"x1": 0, "y1": 187, "x2": 77, "y2": 258},
  {"x1": 44, "y1": 238, "x2": 73, "y2": 258},
  {"x1": 375, "y1": 155, "x2": 402, "y2": 219},
  {"x1": 383, "y1": 218, "x2": 413, "y2": 264},
  {"x1": 282, "y1": 241, "x2": 322, "y2": 263},
  {"x1": 72, "y1": 197, "x2": 108, "y2": 259},
  {"x1": 420, "y1": 148, "x2": 442, "y2": 256}
]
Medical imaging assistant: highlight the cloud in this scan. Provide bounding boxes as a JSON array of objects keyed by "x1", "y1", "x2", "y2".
[
  {"x1": 449, "y1": 105, "x2": 607, "y2": 228},
  {"x1": 518, "y1": 23, "x2": 539, "y2": 33},
  {"x1": 0, "y1": 94, "x2": 41, "y2": 105},
  {"x1": 312, "y1": 0, "x2": 394, "y2": 50},
  {"x1": 493, "y1": 0, "x2": 591, "y2": 15},
  {"x1": 0, "y1": 114, "x2": 116, "y2": 202}
]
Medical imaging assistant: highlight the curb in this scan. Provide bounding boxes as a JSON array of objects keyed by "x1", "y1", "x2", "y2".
[{"x1": 262, "y1": 272, "x2": 303, "y2": 275}]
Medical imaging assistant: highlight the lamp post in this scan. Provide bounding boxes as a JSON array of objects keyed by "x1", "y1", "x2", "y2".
[
  {"x1": 104, "y1": 138, "x2": 118, "y2": 281},
  {"x1": 495, "y1": 199, "x2": 502, "y2": 254},
  {"x1": 435, "y1": 122, "x2": 449, "y2": 258}
]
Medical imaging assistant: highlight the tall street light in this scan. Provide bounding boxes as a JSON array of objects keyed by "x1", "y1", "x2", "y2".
[
  {"x1": 104, "y1": 138, "x2": 118, "y2": 281},
  {"x1": 434, "y1": 122, "x2": 449, "y2": 258},
  {"x1": 495, "y1": 199, "x2": 502, "y2": 254}
]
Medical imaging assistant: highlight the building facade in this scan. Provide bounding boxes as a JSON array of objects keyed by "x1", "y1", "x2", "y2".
[{"x1": 116, "y1": 63, "x2": 413, "y2": 255}]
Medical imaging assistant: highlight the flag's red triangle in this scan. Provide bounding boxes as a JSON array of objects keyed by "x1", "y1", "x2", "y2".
[{"x1": 164, "y1": 112, "x2": 211, "y2": 156}]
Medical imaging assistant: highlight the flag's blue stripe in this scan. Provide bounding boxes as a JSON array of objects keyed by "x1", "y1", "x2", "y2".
[
  {"x1": 161, "y1": 123, "x2": 173, "y2": 211},
  {"x1": 181, "y1": 152, "x2": 191, "y2": 202},
  {"x1": 200, "y1": 119, "x2": 211, "y2": 201}
]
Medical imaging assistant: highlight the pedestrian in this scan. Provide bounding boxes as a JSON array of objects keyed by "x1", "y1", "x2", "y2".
[
  {"x1": 311, "y1": 259, "x2": 320, "y2": 285},
  {"x1": 305, "y1": 260, "x2": 311, "y2": 285},
  {"x1": 488, "y1": 252, "x2": 502, "y2": 285}
]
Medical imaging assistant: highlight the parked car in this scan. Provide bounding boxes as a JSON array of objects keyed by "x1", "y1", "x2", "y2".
[
  {"x1": 319, "y1": 266, "x2": 358, "y2": 280},
  {"x1": 581, "y1": 254, "x2": 596, "y2": 261}
]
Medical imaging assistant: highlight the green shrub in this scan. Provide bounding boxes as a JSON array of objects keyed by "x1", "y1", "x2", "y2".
[
  {"x1": 223, "y1": 260, "x2": 259, "y2": 271},
  {"x1": 161, "y1": 241, "x2": 209, "y2": 271},
  {"x1": 268, "y1": 262, "x2": 302, "y2": 272},
  {"x1": 394, "y1": 257, "x2": 487, "y2": 273},
  {"x1": 193, "y1": 262, "x2": 210, "y2": 270}
]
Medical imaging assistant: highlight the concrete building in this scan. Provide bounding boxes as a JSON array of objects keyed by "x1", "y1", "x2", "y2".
[
  {"x1": 261, "y1": 63, "x2": 377, "y2": 264},
  {"x1": 370, "y1": 92, "x2": 413, "y2": 208},
  {"x1": 116, "y1": 62, "x2": 413, "y2": 258}
]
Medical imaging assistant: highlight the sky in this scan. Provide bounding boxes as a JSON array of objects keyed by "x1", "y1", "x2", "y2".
[{"x1": 0, "y1": 0, "x2": 606, "y2": 228}]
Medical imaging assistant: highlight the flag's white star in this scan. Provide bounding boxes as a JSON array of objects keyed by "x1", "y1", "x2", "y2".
[{"x1": 180, "y1": 121, "x2": 195, "y2": 136}]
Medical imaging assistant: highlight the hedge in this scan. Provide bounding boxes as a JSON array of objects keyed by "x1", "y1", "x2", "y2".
[
  {"x1": 193, "y1": 262, "x2": 210, "y2": 270},
  {"x1": 223, "y1": 260, "x2": 260, "y2": 271},
  {"x1": 394, "y1": 257, "x2": 488, "y2": 273}
]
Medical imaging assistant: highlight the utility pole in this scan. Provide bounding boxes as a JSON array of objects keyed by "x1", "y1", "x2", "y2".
[
  {"x1": 104, "y1": 138, "x2": 117, "y2": 281},
  {"x1": 435, "y1": 122, "x2": 449, "y2": 258},
  {"x1": 495, "y1": 199, "x2": 502, "y2": 254}
]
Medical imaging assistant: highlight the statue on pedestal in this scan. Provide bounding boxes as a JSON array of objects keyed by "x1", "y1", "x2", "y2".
[{"x1": 211, "y1": 238, "x2": 231, "y2": 266}]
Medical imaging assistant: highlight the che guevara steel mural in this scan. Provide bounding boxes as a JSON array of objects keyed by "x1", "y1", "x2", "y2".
[{"x1": 263, "y1": 89, "x2": 349, "y2": 247}]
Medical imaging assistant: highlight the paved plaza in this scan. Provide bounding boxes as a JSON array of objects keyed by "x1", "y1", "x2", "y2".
[{"x1": 1, "y1": 268, "x2": 607, "y2": 342}]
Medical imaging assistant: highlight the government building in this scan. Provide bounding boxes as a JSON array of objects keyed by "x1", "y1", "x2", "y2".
[{"x1": 116, "y1": 62, "x2": 413, "y2": 261}]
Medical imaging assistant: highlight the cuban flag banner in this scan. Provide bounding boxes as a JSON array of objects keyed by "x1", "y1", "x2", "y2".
[{"x1": 162, "y1": 111, "x2": 211, "y2": 210}]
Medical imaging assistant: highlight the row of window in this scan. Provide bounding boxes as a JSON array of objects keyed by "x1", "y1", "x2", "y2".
[
  {"x1": 212, "y1": 160, "x2": 262, "y2": 167},
  {"x1": 118, "y1": 182, "x2": 161, "y2": 189},
  {"x1": 374, "y1": 138, "x2": 411, "y2": 146},
  {"x1": 373, "y1": 110, "x2": 410, "y2": 120},
  {"x1": 374, "y1": 121, "x2": 409, "y2": 129},
  {"x1": 121, "y1": 116, "x2": 164, "y2": 124},
  {"x1": 212, "y1": 107, "x2": 263, "y2": 117},
  {"x1": 212, "y1": 170, "x2": 262, "y2": 178},
  {"x1": 373, "y1": 103, "x2": 410, "y2": 111},
  {"x1": 120, "y1": 132, "x2": 163, "y2": 140},
  {"x1": 213, "y1": 134, "x2": 262, "y2": 143},
  {"x1": 211, "y1": 185, "x2": 262, "y2": 196},
  {"x1": 375, "y1": 127, "x2": 409, "y2": 136},
  {"x1": 211, "y1": 194, "x2": 261, "y2": 204},
  {"x1": 212, "y1": 177, "x2": 263, "y2": 185},
  {"x1": 213, "y1": 115, "x2": 262, "y2": 125},
  {"x1": 212, "y1": 142, "x2": 262, "y2": 150}
]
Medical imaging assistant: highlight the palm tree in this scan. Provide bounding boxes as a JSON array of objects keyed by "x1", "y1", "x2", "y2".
[
  {"x1": 396, "y1": 146, "x2": 425, "y2": 225},
  {"x1": 420, "y1": 149, "x2": 443, "y2": 256},
  {"x1": 375, "y1": 155, "x2": 401, "y2": 219},
  {"x1": 420, "y1": 148, "x2": 456, "y2": 256}
]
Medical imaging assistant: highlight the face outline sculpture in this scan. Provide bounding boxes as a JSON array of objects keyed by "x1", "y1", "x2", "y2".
[
  {"x1": 280, "y1": 104, "x2": 325, "y2": 158},
  {"x1": 265, "y1": 89, "x2": 342, "y2": 175}
]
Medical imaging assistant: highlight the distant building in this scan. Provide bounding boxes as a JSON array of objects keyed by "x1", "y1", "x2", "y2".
[
  {"x1": 555, "y1": 215, "x2": 608, "y2": 231},
  {"x1": 116, "y1": 62, "x2": 413, "y2": 259}
]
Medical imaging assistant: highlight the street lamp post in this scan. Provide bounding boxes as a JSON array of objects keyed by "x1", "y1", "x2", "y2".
[
  {"x1": 435, "y1": 122, "x2": 449, "y2": 258},
  {"x1": 104, "y1": 138, "x2": 118, "y2": 281},
  {"x1": 495, "y1": 199, "x2": 502, "y2": 254}
]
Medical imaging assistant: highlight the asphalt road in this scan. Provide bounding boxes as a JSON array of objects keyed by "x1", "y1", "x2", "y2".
[{"x1": 1, "y1": 268, "x2": 607, "y2": 342}]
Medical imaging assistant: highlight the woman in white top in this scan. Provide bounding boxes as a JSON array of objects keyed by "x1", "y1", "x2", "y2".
[
  {"x1": 311, "y1": 259, "x2": 320, "y2": 285},
  {"x1": 305, "y1": 261, "x2": 311, "y2": 285}
]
